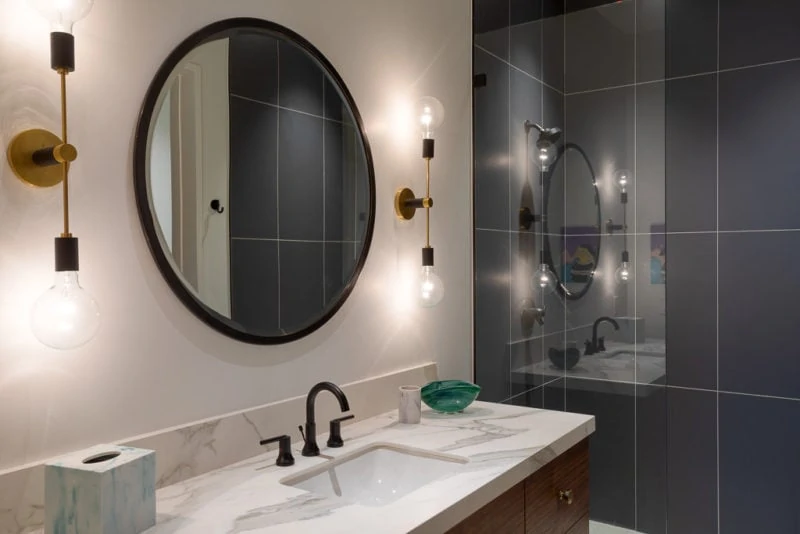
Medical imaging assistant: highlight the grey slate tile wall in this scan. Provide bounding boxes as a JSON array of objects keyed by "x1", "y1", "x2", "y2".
[{"x1": 474, "y1": 0, "x2": 800, "y2": 531}]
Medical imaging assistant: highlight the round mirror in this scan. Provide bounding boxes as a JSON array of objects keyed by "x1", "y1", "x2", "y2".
[
  {"x1": 543, "y1": 143, "x2": 600, "y2": 300},
  {"x1": 133, "y1": 19, "x2": 375, "y2": 344}
]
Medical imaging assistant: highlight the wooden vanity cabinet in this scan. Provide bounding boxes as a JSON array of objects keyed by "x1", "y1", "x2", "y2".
[{"x1": 447, "y1": 439, "x2": 589, "y2": 534}]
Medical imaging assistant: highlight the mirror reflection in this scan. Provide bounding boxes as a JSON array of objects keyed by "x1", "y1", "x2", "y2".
[
  {"x1": 141, "y1": 24, "x2": 373, "y2": 341},
  {"x1": 544, "y1": 143, "x2": 601, "y2": 300}
]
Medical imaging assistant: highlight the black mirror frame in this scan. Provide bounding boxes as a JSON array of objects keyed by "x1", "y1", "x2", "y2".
[
  {"x1": 133, "y1": 18, "x2": 376, "y2": 345},
  {"x1": 542, "y1": 142, "x2": 601, "y2": 301}
]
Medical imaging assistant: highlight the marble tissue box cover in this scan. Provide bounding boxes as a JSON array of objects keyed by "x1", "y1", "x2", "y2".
[{"x1": 45, "y1": 445, "x2": 155, "y2": 534}]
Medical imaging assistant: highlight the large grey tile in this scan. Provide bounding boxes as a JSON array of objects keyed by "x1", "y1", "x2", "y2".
[
  {"x1": 636, "y1": 385, "x2": 666, "y2": 534},
  {"x1": 511, "y1": 377, "x2": 566, "y2": 411},
  {"x1": 279, "y1": 242, "x2": 324, "y2": 333},
  {"x1": 324, "y1": 121, "x2": 350, "y2": 242},
  {"x1": 510, "y1": 69, "x2": 543, "y2": 232},
  {"x1": 229, "y1": 97, "x2": 278, "y2": 240},
  {"x1": 542, "y1": 7, "x2": 565, "y2": 91},
  {"x1": 667, "y1": 387, "x2": 718, "y2": 534},
  {"x1": 475, "y1": 0, "x2": 510, "y2": 59},
  {"x1": 510, "y1": 20, "x2": 542, "y2": 80},
  {"x1": 566, "y1": 86, "x2": 635, "y2": 235},
  {"x1": 566, "y1": 378, "x2": 636, "y2": 529},
  {"x1": 475, "y1": 230, "x2": 511, "y2": 402},
  {"x1": 474, "y1": 49, "x2": 511, "y2": 230},
  {"x1": 720, "y1": 0, "x2": 800, "y2": 69},
  {"x1": 666, "y1": 233, "x2": 716, "y2": 390},
  {"x1": 565, "y1": 1, "x2": 635, "y2": 93},
  {"x1": 719, "y1": 231, "x2": 800, "y2": 398},
  {"x1": 324, "y1": 242, "x2": 357, "y2": 306},
  {"x1": 229, "y1": 32, "x2": 278, "y2": 104},
  {"x1": 634, "y1": 232, "x2": 666, "y2": 371},
  {"x1": 278, "y1": 40, "x2": 324, "y2": 116},
  {"x1": 230, "y1": 239, "x2": 279, "y2": 336},
  {"x1": 665, "y1": 73, "x2": 717, "y2": 233},
  {"x1": 637, "y1": 0, "x2": 718, "y2": 82},
  {"x1": 636, "y1": 81, "x2": 665, "y2": 233},
  {"x1": 510, "y1": 0, "x2": 542, "y2": 26},
  {"x1": 719, "y1": 393, "x2": 800, "y2": 534},
  {"x1": 279, "y1": 109, "x2": 324, "y2": 241},
  {"x1": 323, "y1": 77, "x2": 344, "y2": 122},
  {"x1": 719, "y1": 61, "x2": 800, "y2": 231}
]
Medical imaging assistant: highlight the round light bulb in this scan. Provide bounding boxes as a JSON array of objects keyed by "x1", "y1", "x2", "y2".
[
  {"x1": 31, "y1": 271, "x2": 100, "y2": 349},
  {"x1": 416, "y1": 96, "x2": 445, "y2": 139},
  {"x1": 28, "y1": 0, "x2": 94, "y2": 33},
  {"x1": 419, "y1": 265, "x2": 445, "y2": 307},
  {"x1": 532, "y1": 263, "x2": 557, "y2": 295},
  {"x1": 615, "y1": 261, "x2": 632, "y2": 284},
  {"x1": 614, "y1": 169, "x2": 633, "y2": 193},
  {"x1": 534, "y1": 141, "x2": 558, "y2": 172}
]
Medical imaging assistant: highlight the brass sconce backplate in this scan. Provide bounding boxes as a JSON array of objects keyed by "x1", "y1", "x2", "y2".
[
  {"x1": 395, "y1": 187, "x2": 417, "y2": 220},
  {"x1": 7, "y1": 129, "x2": 69, "y2": 188}
]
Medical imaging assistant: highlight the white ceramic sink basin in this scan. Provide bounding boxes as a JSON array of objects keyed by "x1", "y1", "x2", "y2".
[{"x1": 281, "y1": 443, "x2": 467, "y2": 507}]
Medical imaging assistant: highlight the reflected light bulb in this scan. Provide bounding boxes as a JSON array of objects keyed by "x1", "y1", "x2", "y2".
[
  {"x1": 416, "y1": 96, "x2": 445, "y2": 139},
  {"x1": 419, "y1": 265, "x2": 445, "y2": 308},
  {"x1": 28, "y1": 0, "x2": 94, "y2": 33},
  {"x1": 615, "y1": 261, "x2": 632, "y2": 284},
  {"x1": 532, "y1": 263, "x2": 557, "y2": 296},
  {"x1": 31, "y1": 271, "x2": 100, "y2": 349},
  {"x1": 614, "y1": 169, "x2": 632, "y2": 193},
  {"x1": 535, "y1": 142, "x2": 557, "y2": 172}
]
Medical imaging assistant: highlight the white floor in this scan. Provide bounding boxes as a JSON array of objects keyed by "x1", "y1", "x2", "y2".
[{"x1": 590, "y1": 521, "x2": 643, "y2": 534}]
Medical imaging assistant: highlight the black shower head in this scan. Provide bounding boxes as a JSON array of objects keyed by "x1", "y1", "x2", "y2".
[{"x1": 524, "y1": 120, "x2": 562, "y2": 145}]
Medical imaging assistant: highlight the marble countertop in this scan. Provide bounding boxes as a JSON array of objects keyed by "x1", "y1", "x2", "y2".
[
  {"x1": 145, "y1": 402, "x2": 594, "y2": 534},
  {"x1": 513, "y1": 340, "x2": 666, "y2": 385}
]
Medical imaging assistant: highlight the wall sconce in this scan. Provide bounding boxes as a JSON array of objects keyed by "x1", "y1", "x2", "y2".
[
  {"x1": 394, "y1": 97, "x2": 445, "y2": 308},
  {"x1": 609, "y1": 169, "x2": 633, "y2": 285},
  {"x1": 6, "y1": 0, "x2": 100, "y2": 349}
]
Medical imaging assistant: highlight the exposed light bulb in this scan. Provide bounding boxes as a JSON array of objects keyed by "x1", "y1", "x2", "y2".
[
  {"x1": 615, "y1": 261, "x2": 632, "y2": 284},
  {"x1": 419, "y1": 265, "x2": 444, "y2": 307},
  {"x1": 416, "y1": 96, "x2": 445, "y2": 139},
  {"x1": 534, "y1": 142, "x2": 558, "y2": 172},
  {"x1": 532, "y1": 263, "x2": 557, "y2": 296},
  {"x1": 28, "y1": 0, "x2": 94, "y2": 33},
  {"x1": 614, "y1": 169, "x2": 633, "y2": 193},
  {"x1": 31, "y1": 271, "x2": 100, "y2": 349}
]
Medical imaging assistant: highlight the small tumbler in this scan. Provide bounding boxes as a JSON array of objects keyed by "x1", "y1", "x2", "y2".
[{"x1": 399, "y1": 385, "x2": 422, "y2": 424}]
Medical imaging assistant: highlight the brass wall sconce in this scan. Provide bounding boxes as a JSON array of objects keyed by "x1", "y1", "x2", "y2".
[
  {"x1": 6, "y1": 0, "x2": 100, "y2": 349},
  {"x1": 395, "y1": 96, "x2": 445, "y2": 307}
]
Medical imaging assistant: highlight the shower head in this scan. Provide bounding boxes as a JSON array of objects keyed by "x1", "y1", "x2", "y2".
[
  {"x1": 525, "y1": 120, "x2": 562, "y2": 145},
  {"x1": 525, "y1": 121, "x2": 562, "y2": 172}
]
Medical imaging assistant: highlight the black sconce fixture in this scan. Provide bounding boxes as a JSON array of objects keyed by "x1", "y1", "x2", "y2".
[
  {"x1": 395, "y1": 97, "x2": 445, "y2": 307},
  {"x1": 609, "y1": 169, "x2": 633, "y2": 285},
  {"x1": 525, "y1": 120, "x2": 562, "y2": 172},
  {"x1": 5, "y1": 0, "x2": 100, "y2": 350}
]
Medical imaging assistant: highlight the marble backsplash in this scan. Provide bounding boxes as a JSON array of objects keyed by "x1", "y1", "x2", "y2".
[{"x1": 0, "y1": 363, "x2": 438, "y2": 534}]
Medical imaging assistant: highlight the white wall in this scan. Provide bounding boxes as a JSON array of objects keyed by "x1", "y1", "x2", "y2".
[{"x1": 0, "y1": 0, "x2": 472, "y2": 471}]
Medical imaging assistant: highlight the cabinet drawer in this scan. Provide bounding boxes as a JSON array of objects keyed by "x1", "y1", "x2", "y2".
[{"x1": 526, "y1": 440, "x2": 590, "y2": 534}]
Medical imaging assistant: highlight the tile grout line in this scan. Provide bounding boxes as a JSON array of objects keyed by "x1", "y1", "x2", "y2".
[
  {"x1": 502, "y1": 376, "x2": 566, "y2": 405},
  {"x1": 563, "y1": 55, "x2": 800, "y2": 97},
  {"x1": 507, "y1": 0, "x2": 513, "y2": 402},
  {"x1": 632, "y1": 0, "x2": 638, "y2": 525},
  {"x1": 230, "y1": 93, "x2": 352, "y2": 125},
  {"x1": 322, "y1": 74, "x2": 327, "y2": 304},
  {"x1": 276, "y1": 42, "x2": 282, "y2": 331},
  {"x1": 562, "y1": 0, "x2": 567, "y2": 411},
  {"x1": 476, "y1": 227, "x2": 800, "y2": 236},
  {"x1": 474, "y1": 43, "x2": 565, "y2": 95},
  {"x1": 716, "y1": 0, "x2": 721, "y2": 531}
]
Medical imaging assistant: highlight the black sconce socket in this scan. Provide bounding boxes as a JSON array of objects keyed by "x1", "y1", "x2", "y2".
[
  {"x1": 621, "y1": 191, "x2": 628, "y2": 204},
  {"x1": 422, "y1": 138, "x2": 435, "y2": 159},
  {"x1": 621, "y1": 250, "x2": 630, "y2": 263},
  {"x1": 55, "y1": 236, "x2": 79, "y2": 272},
  {"x1": 519, "y1": 207, "x2": 542, "y2": 231},
  {"x1": 422, "y1": 246, "x2": 434, "y2": 267},
  {"x1": 50, "y1": 32, "x2": 76, "y2": 73}
]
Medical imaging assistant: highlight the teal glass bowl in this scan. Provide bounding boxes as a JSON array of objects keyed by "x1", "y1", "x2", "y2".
[{"x1": 421, "y1": 380, "x2": 481, "y2": 413}]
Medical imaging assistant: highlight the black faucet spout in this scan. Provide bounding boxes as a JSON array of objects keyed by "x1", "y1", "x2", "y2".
[
  {"x1": 302, "y1": 382, "x2": 350, "y2": 457},
  {"x1": 585, "y1": 316, "x2": 620, "y2": 355}
]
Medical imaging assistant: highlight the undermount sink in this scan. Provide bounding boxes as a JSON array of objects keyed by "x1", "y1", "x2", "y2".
[{"x1": 281, "y1": 443, "x2": 468, "y2": 507}]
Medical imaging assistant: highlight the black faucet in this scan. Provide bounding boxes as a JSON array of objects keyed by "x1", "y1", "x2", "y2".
[
  {"x1": 301, "y1": 382, "x2": 350, "y2": 457},
  {"x1": 584, "y1": 316, "x2": 620, "y2": 355}
]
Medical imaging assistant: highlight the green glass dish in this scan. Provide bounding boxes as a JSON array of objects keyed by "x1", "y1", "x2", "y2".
[{"x1": 421, "y1": 380, "x2": 481, "y2": 413}]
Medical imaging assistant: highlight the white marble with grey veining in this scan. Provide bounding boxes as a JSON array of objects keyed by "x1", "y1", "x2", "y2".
[
  {"x1": 0, "y1": 364, "x2": 437, "y2": 534},
  {"x1": 145, "y1": 402, "x2": 595, "y2": 534}
]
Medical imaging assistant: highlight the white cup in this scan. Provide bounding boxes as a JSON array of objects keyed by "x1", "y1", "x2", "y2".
[{"x1": 398, "y1": 385, "x2": 422, "y2": 424}]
